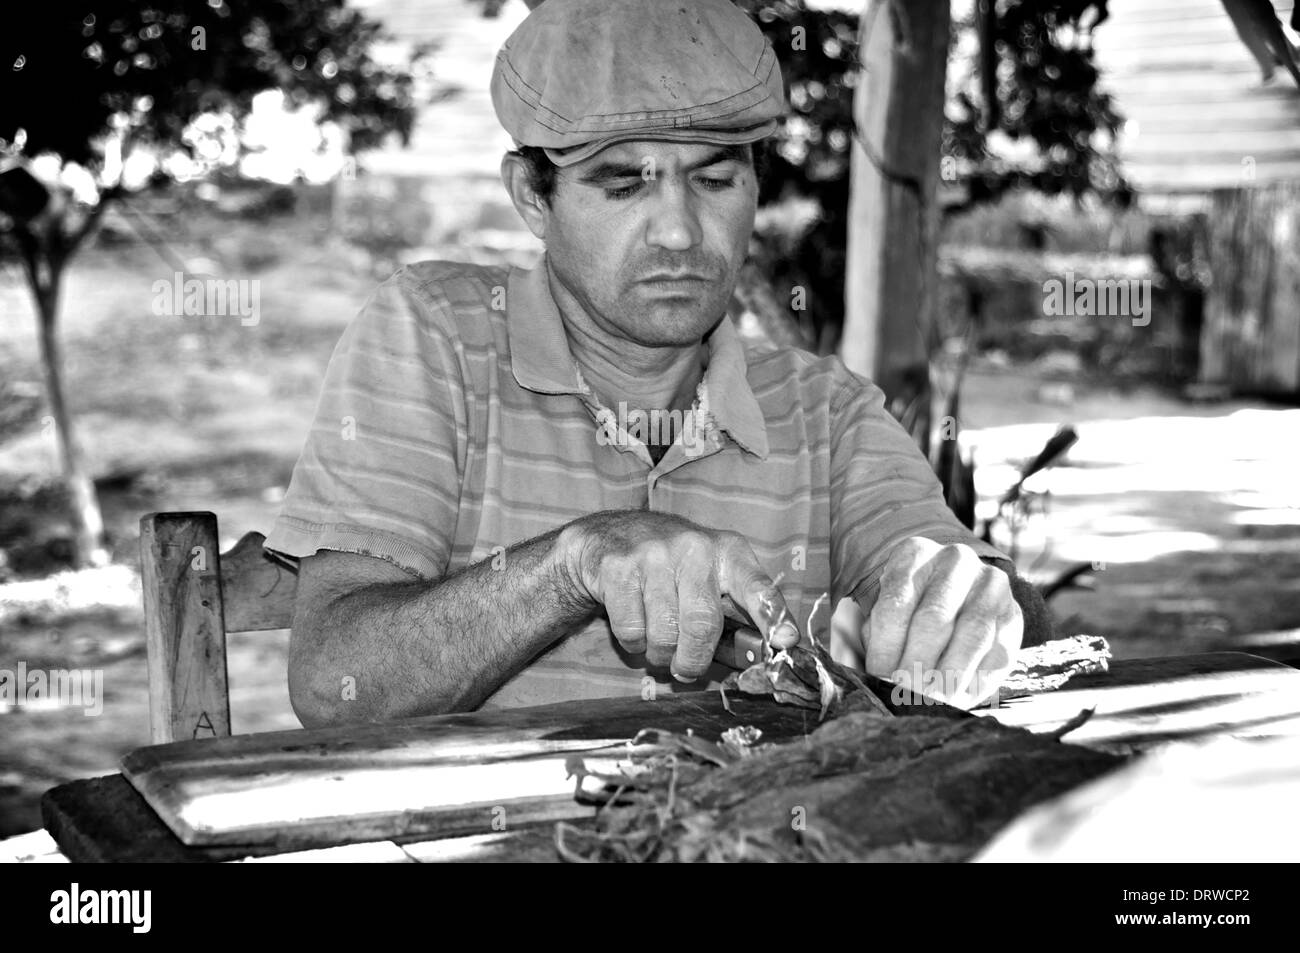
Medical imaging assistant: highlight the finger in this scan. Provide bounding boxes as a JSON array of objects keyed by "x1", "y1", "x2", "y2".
[
  {"x1": 967, "y1": 600, "x2": 1023, "y2": 707},
  {"x1": 673, "y1": 560, "x2": 724, "y2": 681},
  {"x1": 602, "y1": 562, "x2": 648, "y2": 655},
  {"x1": 716, "y1": 535, "x2": 799, "y2": 648},
  {"x1": 863, "y1": 537, "x2": 943, "y2": 678},
  {"x1": 898, "y1": 545, "x2": 984, "y2": 685},
  {"x1": 934, "y1": 569, "x2": 1012, "y2": 702},
  {"x1": 642, "y1": 567, "x2": 680, "y2": 670},
  {"x1": 719, "y1": 593, "x2": 755, "y2": 629},
  {"x1": 830, "y1": 599, "x2": 866, "y2": 669},
  {"x1": 719, "y1": 597, "x2": 799, "y2": 653}
]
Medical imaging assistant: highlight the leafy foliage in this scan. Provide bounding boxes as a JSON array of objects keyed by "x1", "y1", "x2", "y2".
[
  {"x1": 0, "y1": 1, "x2": 418, "y2": 179},
  {"x1": 734, "y1": 0, "x2": 860, "y2": 353},
  {"x1": 944, "y1": 0, "x2": 1130, "y2": 211},
  {"x1": 0, "y1": 0, "x2": 419, "y2": 568}
]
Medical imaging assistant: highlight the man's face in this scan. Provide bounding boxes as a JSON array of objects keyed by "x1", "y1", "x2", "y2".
[{"x1": 538, "y1": 139, "x2": 759, "y2": 348}]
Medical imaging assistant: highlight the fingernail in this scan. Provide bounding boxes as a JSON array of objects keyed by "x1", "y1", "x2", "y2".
[{"x1": 774, "y1": 622, "x2": 798, "y2": 643}]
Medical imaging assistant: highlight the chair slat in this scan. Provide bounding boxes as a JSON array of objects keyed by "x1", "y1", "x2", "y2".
[{"x1": 139, "y1": 512, "x2": 232, "y2": 743}]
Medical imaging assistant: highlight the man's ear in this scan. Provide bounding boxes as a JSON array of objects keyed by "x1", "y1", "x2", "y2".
[{"x1": 500, "y1": 153, "x2": 548, "y2": 241}]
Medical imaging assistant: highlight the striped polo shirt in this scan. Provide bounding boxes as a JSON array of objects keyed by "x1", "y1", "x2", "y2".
[{"x1": 266, "y1": 257, "x2": 1005, "y2": 708}]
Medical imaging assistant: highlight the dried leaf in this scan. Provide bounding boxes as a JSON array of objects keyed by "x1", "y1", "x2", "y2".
[{"x1": 721, "y1": 642, "x2": 854, "y2": 720}]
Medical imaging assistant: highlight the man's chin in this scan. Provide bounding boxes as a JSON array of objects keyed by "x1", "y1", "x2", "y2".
[
  {"x1": 636, "y1": 317, "x2": 720, "y2": 347},
  {"x1": 621, "y1": 299, "x2": 728, "y2": 345}
]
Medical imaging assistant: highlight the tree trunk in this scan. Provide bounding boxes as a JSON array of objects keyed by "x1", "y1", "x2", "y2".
[
  {"x1": 31, "y1": 259, "x2": 109, "y2": 568},
  {"x1": 841, "y1": 0, "x2": 952, "y2": 456},
  {"x1": 1200, "y1": 181, "x2": 1300, "y2": 395}
]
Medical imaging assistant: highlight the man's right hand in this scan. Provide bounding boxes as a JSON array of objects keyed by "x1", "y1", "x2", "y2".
[{"x1": 559, "y1": 510, "x2": 800, "y2": 682}]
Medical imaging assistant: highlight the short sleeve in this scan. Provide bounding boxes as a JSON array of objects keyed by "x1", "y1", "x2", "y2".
[
  {"x1": 263, "y1": 269, "x2": 467, "y2": 580},
  {"x1": 828, "y1": 371, "x2": 1006, "y2": 606}
]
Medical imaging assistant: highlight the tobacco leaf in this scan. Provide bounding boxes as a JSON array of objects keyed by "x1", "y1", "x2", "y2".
[
  {"x1": 556, "y1": 710, "x2": 1122, "y2": 863},
  {"x1": 555, "y1": 629, "x2": 1120, "y2": 862},
  {"x1": 721, "y1": 639, "x2": 882, "y2": 720}
]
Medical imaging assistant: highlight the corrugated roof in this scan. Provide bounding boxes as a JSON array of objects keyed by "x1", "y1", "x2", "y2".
[{"x1": 1093, "y1": 0, "x2": 1300, "y2": 194}]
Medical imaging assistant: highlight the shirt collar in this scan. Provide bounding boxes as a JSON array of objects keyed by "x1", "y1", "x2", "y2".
[{"x1": 506, "y1": 259, "x2": 769, "y2": 459}]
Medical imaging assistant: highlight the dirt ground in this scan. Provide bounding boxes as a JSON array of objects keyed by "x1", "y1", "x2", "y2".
[{"x1": 2, "y1": 219, "x2": 1298, "y2": 837}]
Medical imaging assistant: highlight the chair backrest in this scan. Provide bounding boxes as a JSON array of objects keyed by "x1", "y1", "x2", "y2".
[{"x1": 139, "y1": 512, "x2": 299, "y2": 743}]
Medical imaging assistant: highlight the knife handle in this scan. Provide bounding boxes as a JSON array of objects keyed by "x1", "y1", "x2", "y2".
[{"x1": 713, "y1": 624, "x2": 766, "y2": 670}]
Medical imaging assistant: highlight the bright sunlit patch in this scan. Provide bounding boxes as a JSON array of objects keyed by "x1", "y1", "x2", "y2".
[
  {"x1": 0, "y1": 697, "x2": 65, "y2": 714},
  {"x1": 1051, "y1": 531, "x2": 1220, "y2": 565},
  {"x1": 1237, "y1": 628, "x2": 1300, "y2": 648},
  {"x1": 977, "y1": 459, "x2": 1292, "y2": 499},
  {"x1": 0, "y1": 565, "x2": 140, "y2": 622},
  {"x1": 238, "y1": 90, "x2": 346, "y2": 185},
  {"x1": 1232, "y1": 509, "x2": 1300, "y2": 527},
  {"x1": 968, "y1": 410, "x2": 1300, "y2": 469},
  {"x1": 1224, "y1": 490, "x2": 1300, "y2": 509},
  {"x1": 58, "y1": 164, "x2": 99, "y2": 205}
]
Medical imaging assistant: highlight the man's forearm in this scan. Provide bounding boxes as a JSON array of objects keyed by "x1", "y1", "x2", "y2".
[{"x1": 291, "y1": 527, "x2": 596, "y2": 724}]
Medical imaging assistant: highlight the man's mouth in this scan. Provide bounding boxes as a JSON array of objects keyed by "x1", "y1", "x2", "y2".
[
  {"x1": 637, "y1": 273, "x2": 714, "y2": 298},
  {"x1": 638, "y1": 273, "x2": 710, "y2": 283}
]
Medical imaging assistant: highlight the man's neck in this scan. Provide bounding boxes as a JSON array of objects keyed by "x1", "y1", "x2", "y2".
[{"x1": 546, "y1": 261, "x2": 706, "y2": 417}]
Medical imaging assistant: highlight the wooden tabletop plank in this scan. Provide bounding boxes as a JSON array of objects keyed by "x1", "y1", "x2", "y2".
[
  {"x1": 42, "y1": 653, "x2": 1300, "y2": 862},
  {"x1": 40, "y1": 773, "x2": 583, "y2": 863},
  {"x1": 41, "y1": 774, "x2": 272, "y2": 864},
  {"x1": 981, "y1": 652, "x2": 1300, "y2": 752},
  {"x1": 120, "y1": 692, "x2": 830, "y2": 849}
]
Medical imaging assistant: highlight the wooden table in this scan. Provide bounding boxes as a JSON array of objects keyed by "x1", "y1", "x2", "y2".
[{"x1": 38, "y1": 652, "x2": 1300, "y2": 863}]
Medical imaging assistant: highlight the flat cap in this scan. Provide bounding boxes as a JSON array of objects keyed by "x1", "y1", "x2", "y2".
[{"x1": 491, "y1": 0, "x2": 786, "y2": 167}]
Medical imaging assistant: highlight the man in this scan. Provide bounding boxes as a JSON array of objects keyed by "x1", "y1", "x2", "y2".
[{"x1": 267, "y1": 0, "x2": 1048, "y2": 728}]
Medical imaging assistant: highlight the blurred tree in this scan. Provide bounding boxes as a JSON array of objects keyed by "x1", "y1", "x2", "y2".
[
  {"x1": 735, "y1": 0, "x2": 860, "y2": 356},
  {"x1": 0, "y1": 1, "x2": 418, "y2": 567},
  {"x1": 944, "y1": 0, "x2": 1130, "y2": 215}
]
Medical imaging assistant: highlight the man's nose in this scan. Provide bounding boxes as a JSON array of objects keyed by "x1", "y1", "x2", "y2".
[{"x1": 644, "y1": 182, "x2": 703, "y2": 252}]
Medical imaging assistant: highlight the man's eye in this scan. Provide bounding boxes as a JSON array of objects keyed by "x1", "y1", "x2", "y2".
[
  {"x1": 603, "y1": 181, "x2": 644, "y2": 200},
  {"x1": 696, "y1": 176, "x2": 735, "y2": 191}
]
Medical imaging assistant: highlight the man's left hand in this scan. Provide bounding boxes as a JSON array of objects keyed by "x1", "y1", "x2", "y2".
[{"x1": 857, "y1": 537, "x2": 1023, "y2": 709}]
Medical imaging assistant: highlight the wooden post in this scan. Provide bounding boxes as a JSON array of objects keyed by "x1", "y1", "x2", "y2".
[
  {"x1": 842, "y1": 0, "x2": 952, "y2": 454},
  {"x1": 1201, "y1": 182, "x2": 1300, "y2": 395},
  {"x1": 139, "y1": 512, "x2": 232, "y2": 743}
]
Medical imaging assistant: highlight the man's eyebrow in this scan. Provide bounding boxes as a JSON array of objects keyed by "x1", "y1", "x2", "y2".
[
  {"x1": 576, "y1": 145, "x2": 751, "y2": 184},
  {"x1": 688, "y1": 145, "x2": 751, "y2": 171},
  {"x1": 576, "y1": 159, "x2": 646, "y2": 184}
]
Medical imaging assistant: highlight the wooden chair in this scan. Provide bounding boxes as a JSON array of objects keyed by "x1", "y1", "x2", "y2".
[{"x1": 139, "y1": 512, "x2": 299, "y2": 743}]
